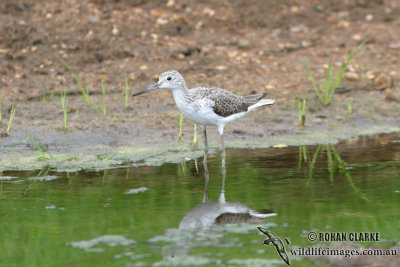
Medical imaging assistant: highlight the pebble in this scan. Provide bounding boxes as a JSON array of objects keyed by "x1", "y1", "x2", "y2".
[
  {"x1": 150, "y1": 10, "x2": 161, "y2": 17},
  {"x1": 215, "y1": 65, "x2": 227, "y2": 71},
  {"x1": 203, "y1": 7, "x2": 215, "y2": 16},
  {"x1": 176, "y1": 53, "x2": 185, "y2": 60},
  {"x1": 352, "y1": 34, "x2": 362, "y2": 41},
  {"x1": 274, "y1": 144, "x2": 288, "y2": 148},
  {"x1": 366, "y1": 71, "x2": 375, "y2": 80},
  {"x1": 265, "y1": 84, "x2": 275, "y2": 90},
  {"x1": 344, "y1": 72, "x2": 360, "y2": 82},
  {"x1": 88, "y1": 16, "x2": 99, "y2": 24},
  {"x1": 337, "y1": 20, "x2": 350, "y2": 28},
  {"x1": 233, "y1": 129, "x2": 245, "y2": 134},
  {"x1": 315, "y1": 4, "x2": 324, "y2": 12},
  {"x1": 290, "y1": 24, "x2": 308, "y2": 33},
  {"x1": 374, "y1": 73, "x2": 393, "y2": 90},
  {"x1": 237, "y1": 39, "x2": 250, "y2": 50},
  {"x1": 112, "y1": 26, "x2": 119, "y2": 36},
  {"x1": 181, "y1": 15, "x2": 190, "y2": 24},
  {"x1": 389, "y1": 42, "x2": 400, "y2": 50},
  {"x1": 156, "y1": 17, "x2": 168, "y2": 25},
  {"x1": 365, "y1": 14, "x2": 374, "y2": 21},
  {"x1": 385, "y1": 94, "x2": 400, "y2": 102}
]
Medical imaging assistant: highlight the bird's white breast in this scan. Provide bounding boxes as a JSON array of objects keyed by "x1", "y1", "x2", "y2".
[{"x1": 172, "y1": 90, "x2": 221, "y2": 126}]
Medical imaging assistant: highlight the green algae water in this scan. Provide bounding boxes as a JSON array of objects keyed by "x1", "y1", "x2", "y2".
[{"x1": 1, "y1": 134, "x2": 399, "y2": 267}]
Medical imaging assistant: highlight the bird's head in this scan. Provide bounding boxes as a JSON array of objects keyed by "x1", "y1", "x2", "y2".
[{"x1": 132, "y1": 70, "x2": 187, "y2": 97}]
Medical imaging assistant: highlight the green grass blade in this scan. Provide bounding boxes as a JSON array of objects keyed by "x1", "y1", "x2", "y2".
[
  {"x1": 297, "y1": 97, "x2": 307, "y2": 127},
  {"x1": 125, "y1": 73, "x2": 130, "y2": 108},
  {"x1": 49, "y1": 87, "x2": 55, "y2": 100},
  {"x1": 7, "y1": 106, "x2": 15, "y2": 132},
  {"x1": 301, "y1": 99, "x2": 307, "y2": 126},
  {"x1": 194, "y1": 158, "x2": 199, "y2": 174},
  {"x1": 324, "y1": 59, "x2": 333, "y2": 104},
  {"x1": 347, "y1": 101, "x2": 353, "y2": 114},
  {"x1": 307, "y1": 145, "x2": 322, "y2": 185},
  {"x1": 332, "y1": 40, "x2": 367, "y2": 93},
  {"x1": 326, "y1": 145, "x2": 335, "y2": 183},
  {"x1": 63, "y1": 62, "x2": 92, "y2": 105},
  {"x1": 178, "y1": 113, "x2": 184, "y2": 143},
  {"x1": 61, "y1": 91, "x2": 68, "y2": 132},
  {"x1": 193, "y1": 124, "x2": 198, "y2": 145},
  {"x1": 305, "y1": 59, "x2": 323, "y2": 103},
  {"x1": 64, "y1": 98, "x2": 68, "y2": 132},
  {"x1": 298, "y1": 146, "x2": 308, "y2": 168},
  {"x1": 63, "y1": 62, "x2": 85, "y2": 97},
  {"x1": 302, "y1": 145, "x2": 308, "y2": 162},
  {"x1": 298, "y1": 146, "x2": 303, "y2": 169},
  {"x1": 0, "y1": 92, "x2": 2, "y2": 123},
  {"x1": 331, "y1": 145, "x2": 346, "y2": 168},
  {"x1": 24, "y1": 131, "x2": 55, "y2": 159},
  {"x1": 297, "y1": 96, "x2": 301, "y2": 124},
  {"x1": 84, "y1": 80, "x2": 91, "y2": 105},
  {"x1": 364, "y1": 111, "x2": 380, "y2": 122},
  {"x1": 101, "y1": 79, "x2": 107, "y2": 115}
]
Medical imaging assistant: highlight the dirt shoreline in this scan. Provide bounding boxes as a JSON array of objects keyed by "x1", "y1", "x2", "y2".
[{"x1": 1, "y1": 122, "x2": 399, "y2": 172}]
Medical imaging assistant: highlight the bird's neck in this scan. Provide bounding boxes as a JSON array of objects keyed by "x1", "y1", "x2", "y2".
[{"x1": 171, "y1": 88, "x2": 189, "y2": 110}]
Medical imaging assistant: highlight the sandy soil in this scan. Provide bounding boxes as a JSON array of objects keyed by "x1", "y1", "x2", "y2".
[{"x1": 0, "y1": 0, "x2": 400, "y2": 163}]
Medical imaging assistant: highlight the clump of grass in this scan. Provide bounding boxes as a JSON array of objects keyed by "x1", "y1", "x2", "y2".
[
  {"x1": 60, "y1": 91, "x2": 68, "y2": 132},
  {"x1": 42, "y1": 88, "x2": 56, "y2": 103},
  {"x1": 63, "y1": 62, "x2": 91, "y2": 105},
  {"x1": 7, "y1": 106, "x2": 15, "y2": 132},
  {"x1": 93, "y1": 101, "x2": 99, "y2": 113},
  {"x1": 298, "y1": 145, "x2": 309, "y2": 168},
  {"x1": 125, "y1": 73, "x2": 130, "y2": 108},
  {"x1": 177, "y1": 114, "x2": 198, "y2": 146},
  {"x1": 49, "y1": 87, "x2": 56, "y2": 100},
  {"x1": 24, "y1": 131, "x2": 54, "y2": 159},
  {"x1": 101, "y1": 79, "x2": 107, "y2": 115},
  {"x1": 306, "y1": 40, "x2": 367, "y2": 106},
  {"x1": 297, "y1": 96, "x2": 307, "y2": 127}
]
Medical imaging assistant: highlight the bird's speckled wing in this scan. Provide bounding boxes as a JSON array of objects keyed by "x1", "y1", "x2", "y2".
[{"x1": 189, "y1": 87, "x2": 264, "y2": 117}]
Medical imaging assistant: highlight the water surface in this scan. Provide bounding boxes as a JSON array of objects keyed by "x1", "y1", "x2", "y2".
[{"x1": 1, "y1": 134, "x2": 399, "y2": 266}]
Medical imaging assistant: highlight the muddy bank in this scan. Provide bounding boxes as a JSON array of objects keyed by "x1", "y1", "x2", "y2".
[
  {"x1": 1, "y1": 123, "x2": 399, "y2": 172},
  {"x1": 1, "y1": 0, "x2": 400, "y2": 171}
]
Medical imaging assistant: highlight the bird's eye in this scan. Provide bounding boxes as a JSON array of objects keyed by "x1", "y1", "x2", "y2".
[{"x1": 167, "y1": 77, "x2": 172, "y2": 81}]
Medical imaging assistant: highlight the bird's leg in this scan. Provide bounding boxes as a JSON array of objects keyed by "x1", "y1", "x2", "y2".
[
  {"x1": 202, "y1": 126, "x2": 208, "y2": 163},
  {"x1": 202, "y1": 126, "x2": 210, "y2": 202},
  {"x1": 220, "y1": 133, "x2": 226, "y2": 194},
  {"x1": 218, "y1": 136, "x2": 226, "y2": 203},
  {"x1": 192, "y1": 124, "x2": 198, "y2": 148},
  {"x1": 203, "y1": 159, "x2": 210, "y2": 203},
  {"x1": 220, "y1": 133, "x2": 226, "y2": 159}
]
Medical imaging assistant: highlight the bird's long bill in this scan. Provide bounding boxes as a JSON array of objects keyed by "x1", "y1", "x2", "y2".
[{"x1": 132, "y1": 83, "x2": 160, "y2": 97}]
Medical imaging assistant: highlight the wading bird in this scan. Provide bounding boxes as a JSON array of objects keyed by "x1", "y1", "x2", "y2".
[{"x1": 132, "y1": 70, "x2": 275, "y2": 159}]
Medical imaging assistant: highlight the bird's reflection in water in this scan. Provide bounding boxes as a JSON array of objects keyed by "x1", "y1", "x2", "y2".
[
  {"x1": 158, "y1": 145, "x2": 276, "y2": 264},
  {"x1": 179, "y1": 142, "x2": 276, "y2": 230}
]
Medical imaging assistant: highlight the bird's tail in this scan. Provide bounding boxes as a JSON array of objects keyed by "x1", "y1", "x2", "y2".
[{"x1": 248, "y1": 99, "x2": 275, "y2": 111}]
